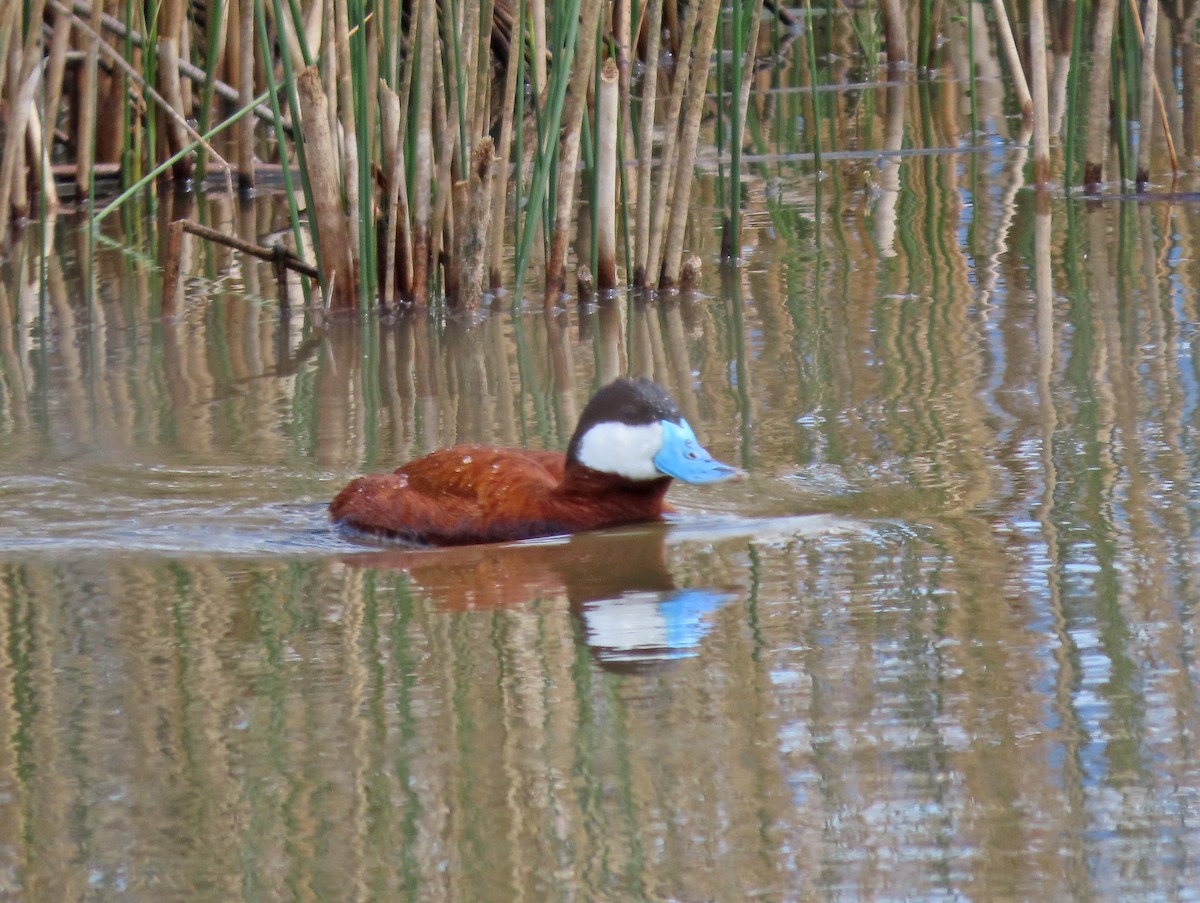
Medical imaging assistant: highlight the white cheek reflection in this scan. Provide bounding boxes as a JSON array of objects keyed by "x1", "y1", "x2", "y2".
[{"x1": 575, "y1": 421, "x2": 664, "y2": 480}]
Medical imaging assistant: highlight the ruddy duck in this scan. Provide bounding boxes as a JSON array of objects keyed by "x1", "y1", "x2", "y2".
[{"x1": 330, "y1": 377, "x2": 738, "y2": 546}]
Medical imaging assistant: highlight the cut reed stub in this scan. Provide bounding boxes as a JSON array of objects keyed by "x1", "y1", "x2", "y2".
[{"x1": 595, "y1": 58, "x2": 620, "y2": 292}]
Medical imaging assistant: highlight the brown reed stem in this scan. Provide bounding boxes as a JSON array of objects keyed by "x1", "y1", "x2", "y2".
[
  {"x1": 454, "y1": 138, "x2": 496, "y2": 311},
  {"x1": 1083, "y1": 0, "x2": 1119, "y2": 191},
  {"x1": 237, "y1": 0, "x2": 255, "y2": 191},
  {"x1": 1029, "y1": 0, "x2": 1050, "y2": 186},
  {"x1": 157, "y1": 39, "x2": 195, "y2": 181},
  {"x1": 645, "y1": 0, "x2": 700, "y2": 287},
  {"x1": 75, "y1": 0, "x2": 104, "y2": 198},
  {"x1": 880, "y1": 0, "x2": 907, "y2": 70},
  {"x1": 660, "y1": 0, "x2": 721, "y2": 289},
  {"x1": 380, "y1": 85, "x2": 407, "y2": 307},
  {"x1": 333, "y1": 0, "x2": 360, "y2": 262},
  {"x1": 545, "y1": 0, "x2": 606, "y2": 302},
  {"x1": 488, "y1": 0, "x2": 523, "y2": 289},
  {"x1": 595, "y1": 58, "x2": 620, "y2": 291},
  {"x1": 297, "y1": 65, "x2": 358, "y2": 310},
  {"x1": 1126, "y1": 0, "x2": 1178, "y2": 185},
  {"x1": 44, "y1": 7, "x2": 73, "y2": 134},
  {"x1": 411, "y1": 0, "x2": 436, "y2": 306}
]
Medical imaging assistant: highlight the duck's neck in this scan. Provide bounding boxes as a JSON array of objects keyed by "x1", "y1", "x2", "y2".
[{"x1": 559, "y1": 460, "x2": 672, "y2": 501}]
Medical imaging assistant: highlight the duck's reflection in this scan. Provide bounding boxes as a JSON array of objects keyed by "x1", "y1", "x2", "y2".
[{"x1": 340, "y1": 524, "x2": 737, "y2": 670}]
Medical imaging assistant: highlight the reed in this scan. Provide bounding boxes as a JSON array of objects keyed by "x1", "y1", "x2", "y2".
[
  {"x1": 594, "y1": 58, "x2": 619, "y2": 291},
  {"x1": 9, "y1": 0, "x2": 1190, "y2": 314}
]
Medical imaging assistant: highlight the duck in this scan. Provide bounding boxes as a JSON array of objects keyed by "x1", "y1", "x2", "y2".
[{"x1": 330, "y1": 377, "x2": 739, "y2": 546}]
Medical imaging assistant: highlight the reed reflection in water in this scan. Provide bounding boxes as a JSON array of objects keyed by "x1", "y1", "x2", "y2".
[{"x1": 2, "y1": 153, "x2": 1200, "y2": 899}]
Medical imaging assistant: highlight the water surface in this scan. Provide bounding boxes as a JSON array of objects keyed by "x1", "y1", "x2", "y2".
[{"x1": 4, "y1": 97, "x2": 1200, "y2": 902}]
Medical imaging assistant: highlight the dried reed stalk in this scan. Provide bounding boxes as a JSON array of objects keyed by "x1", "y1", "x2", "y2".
[
  {"x1": 58, "y1": 0, "x2": 281, "y2": 129},
  {"x1": 989, "y1": 0, "x2": 1032, "y2": 118},
  {"x1": 411, "y1": 0, "x2": 436, "y2": 306},
  {"x1": 333, "y1": 0, "x2": 360, "y2": 262},
  {"x1": 237, "y1": 0, "x2": 256, "y2": 190},
  {"x1": 1028, "y1": 0, "x2": 1050, "y2": 186},
  {"x1": 645, "y1": 0, "x2": 700, "y2": 287},
  {"x1": 880, "y1": 0, "x2": 907, "y2": 70},
  {"x1": 531, "y1": 0, "x2": 547, "y2": 96},
  {"x1": 1083, "y1": 0, "x2": 1120, "y2": 191},
  {"x1": 544, "y1": 0, "x2": 606, "y2": 302},
  {"x1": 0, "y1": 69, "x2": 39, "y2": 243},
  {"x1": 660, "y1": 0, "x2": 722, "y2": 289},
  {"x1": 0, "y1": 1, "x2": 17, "y2": 104},
  {"x1": 453, "y1": 139, "x2": 496, "y2": 310},
  {"x1": 595, "y1": 58, "x2": 620, "y2": 291},
  {"x1": 157, "y1": 39, "x2": 195, "y2": 181},
  {"x1": 1135, "y1": 0, "x2": 1158, "y2": 188},
  {"x1": 379, "y1": 86, "x2": 403, "y2": 309},
  {"x1": 27, "y1": 106, "x2": 60, "y2": 212},
  {"x1": 297, "y1": 66, "x2": 358, "y2": 310},
  {"x1": 1127, "y1": 0, "x2": 1177, "y2": 185},
  {"x1": 488, "y1": 0, "x2": 523, "y2": 288},
  {"x1": 633, "y1": 0, "x2": 663, "y2": 286},
  {"x1": 75, "y1": 0, "x2": 105, "y2": 198},
  {"x1": 44, "y1": 8, "x2": 73, "y2": 134}
]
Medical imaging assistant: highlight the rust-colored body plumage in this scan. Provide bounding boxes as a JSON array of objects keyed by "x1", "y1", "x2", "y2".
[{"x1": 330, "y1": 444, "x2": 674, "y2": 546}]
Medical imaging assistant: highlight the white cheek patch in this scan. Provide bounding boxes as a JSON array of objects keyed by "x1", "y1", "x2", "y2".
[{"x1": 574, "y1": 421, "x2": 664, "y2": 480}]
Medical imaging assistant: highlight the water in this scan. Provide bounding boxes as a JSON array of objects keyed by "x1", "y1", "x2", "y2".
[{"x1": 4, "y1": 144, "x2": 1200, "y2": 899}]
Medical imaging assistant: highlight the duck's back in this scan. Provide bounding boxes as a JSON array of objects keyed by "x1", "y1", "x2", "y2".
[{"x1": 331, "y1": 445, "x2": 569, "y2": 545}]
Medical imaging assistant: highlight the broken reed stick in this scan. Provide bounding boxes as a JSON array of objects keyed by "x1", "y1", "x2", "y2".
[
  {"x1": 595, "y1": 58, "x2": 620, "y2": 291},
  {"x1": 161, "y1": 218, "x2": 319, "y2": 316},
  {"x1": 297, "y1": 66, "x2": 358, "y2": 310}
]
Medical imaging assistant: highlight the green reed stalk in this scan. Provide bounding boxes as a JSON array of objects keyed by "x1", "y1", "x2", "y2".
[
  {"x1": 802, "y1": 0, "x2": 822, "y2": 172},
  {"x1": 728, "y1": 0, "x2": 744, "y2": 260},
  {"x1": 513, "y1": 0, "x2": 584, "y2": 294},
  {"x1": 348, "y1": 0, "x2": 375, "y2": 307}
]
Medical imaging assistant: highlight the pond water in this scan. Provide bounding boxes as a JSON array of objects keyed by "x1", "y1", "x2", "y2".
[{"x1": 5, "y1": 83, "x2": 1200, "y2": 903}]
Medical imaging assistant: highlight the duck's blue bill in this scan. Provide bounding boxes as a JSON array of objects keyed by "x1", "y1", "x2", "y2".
[{"x1": 654, "y1": 419, "x2": 740, "y2": 483}]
